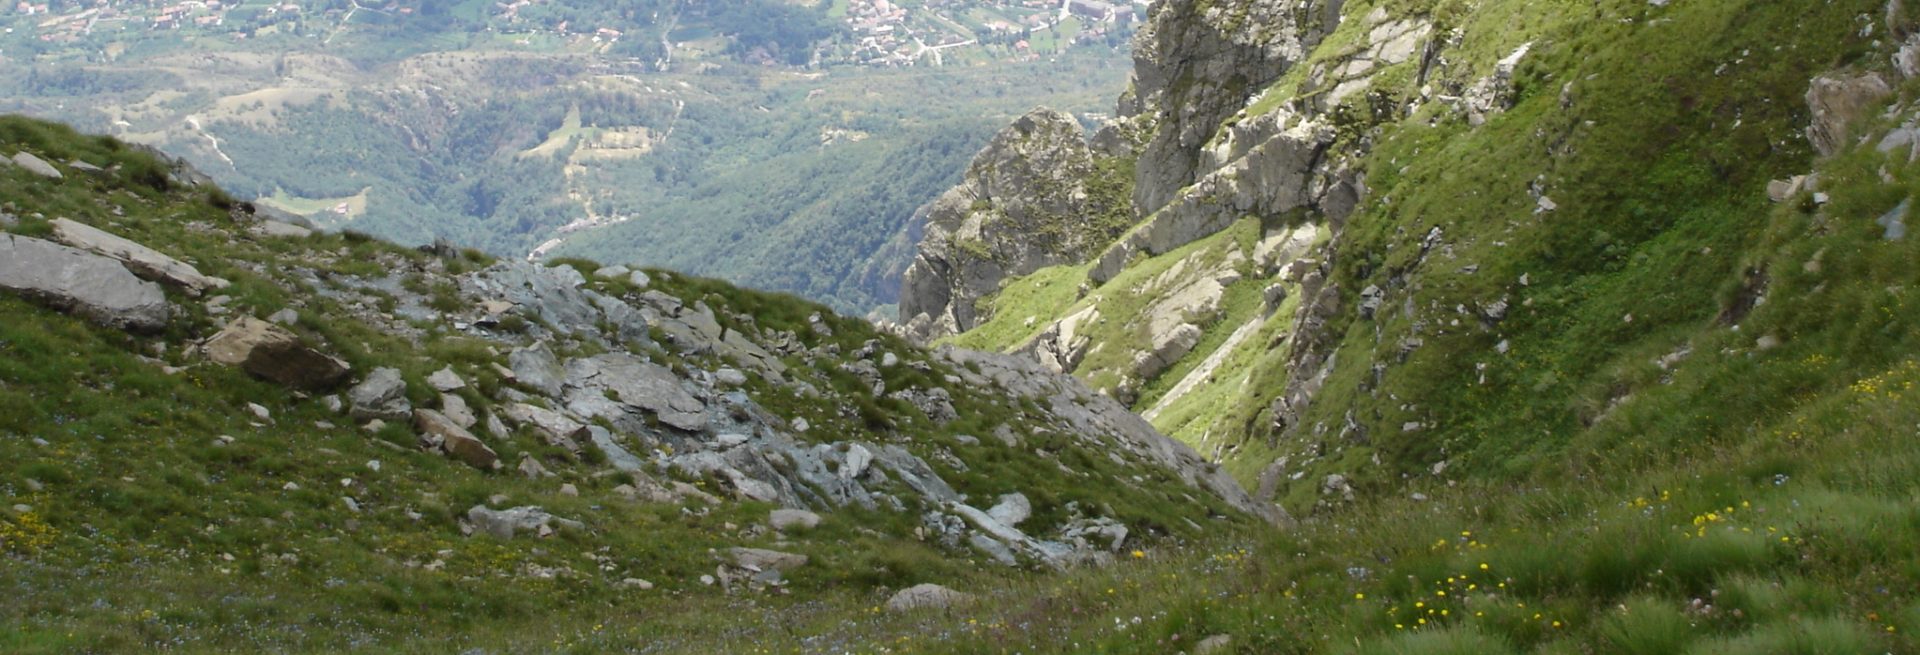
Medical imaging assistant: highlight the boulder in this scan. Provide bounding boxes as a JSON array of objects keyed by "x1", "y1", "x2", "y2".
[
  {"x1": 202, "y1": 317, "x2": 352, "y2": 390},
  {"x1": 349, "y1": 367, "x2": 412, "y2": 422},
  {"x1": 1806, "y1": 73, "x2": 1893, "y2": 157},
  {"x1": 49, "y1": 219, "x2": 230, "y2": 296},
  {"x1": 427, "y1": 366, "x2": 467, "y2": 392},
  {"x1": 0, "y1": 233, "x2": 169, "y2": 332},
  {"x1": 769, "y1": 509, "x2": 822, "y2": 531},
  {"x1": 503, "y1": 402, "x2": 586, "y2": 450},
  {"x1": 727, "y1": 547, "x2": 808, "y2": 572},
  {"x1": 508, "y1": 344, "x2": 566, "y2": 397},
  {"x1": 414, "y1": 408, "x2": 499, "y2": 470},
  {"x1": 584, "y1": 425, "x2": 648, "y2": 472},
  {"x1": 1194, "y1": 635, "x2": 1233, "y2": 654},
  {"x1": 439, "y1": 393, "x2": 477, "y2": 429},
  {"x1": 987, "y1": 492, "x2": 1032, "y2": 527},
  {"x1": 466, "y1": 505, "x2": 582, "y2": 539},
  {"x1": 885, "y1": 584, "x2": 975, "y2": 613},
  {"x1": 10, "y1": 152, "x2": 62, "y2": 179}
]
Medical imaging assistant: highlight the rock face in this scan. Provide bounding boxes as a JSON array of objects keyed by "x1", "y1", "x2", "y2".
[
  {"x1": 49, "y1": 219, "x2": 230, "y2": 296},
  {"x1": 563, "y1": 353, "x2": 708, "y2": 432},
  {"x1": 885, "y1": 584, "x2": 974, "y2": 612},
  {"x1": 0, "y1": 233, "x2": 169, "y2": 331},
  {"x1": 899, "y1": 109, "x2": 1128, "y2": 342},
  {"x1": 1124, "y1": 0, "x2": 1339, "y2": 214},
  {"x1": 203, "y1": 317, "x2": 352, "y2": 390},
  {"x1": 938, "y1": 346, "x2": 1287, "y2": 525},
  {"x1": 1807, "y1": 73, "x2": 1894, "y2": 157}
]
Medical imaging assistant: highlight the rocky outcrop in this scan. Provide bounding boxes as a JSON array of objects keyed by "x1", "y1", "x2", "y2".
[
  {"x1": 0, "y1": 233, "x2": 169, "y2": 332},
  {"x1": 463, "y1": 262, "x2": 650, "y2": 346},
  {"x1": 1125, "y1": 0, "x2": 1340, "y2": 214},
  {"x1": 1017, "y1": 305, "x2": 1101, "y2": 374},
  {"x1": 202, "y1": 316, "x2": 352, "y2": 390},
  {"x1": 938, "y1": 346, "x2": 1288, "y2": 526},
  {"x1": 899, "y1": 109, "x2": 1127, "y2": 342},
  {"x1": 49, "y1": 219, "x2": 229, "y2": 296},
  {"x1": 1806, "y1": 72, "x2": 1894, "y2": 157},
  {"x1": 1091, "y1": 115, "x2": 1341, "y2": 284},
  {"x1": 562, "y1": 353, "x2": 708, "y2": 432}
]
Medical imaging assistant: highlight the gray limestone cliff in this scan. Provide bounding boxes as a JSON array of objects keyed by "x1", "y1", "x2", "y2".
[{"x1": 898, "y1": 108, "x2": 1132, "y2": 342}]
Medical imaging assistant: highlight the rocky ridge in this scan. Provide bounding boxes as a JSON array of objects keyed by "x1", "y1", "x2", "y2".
[{"x1": 0, "y1": 125, "x2": 1275, "y2": 584}]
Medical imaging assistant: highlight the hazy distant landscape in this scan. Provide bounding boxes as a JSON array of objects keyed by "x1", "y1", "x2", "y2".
[{"x1": 0, "y1": 0, "x2": 1136, "y2": 313}]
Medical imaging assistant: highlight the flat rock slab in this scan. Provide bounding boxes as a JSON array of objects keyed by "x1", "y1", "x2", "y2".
[
  {"x1": 566, "y1": 353, "x2": 708, "y2": 432},
  {"x1": 253, "y1": 220, "x2": 314, "y2": 239},
  {"x1": 11, "y1": 152, "x2": 62, "y2": 179},
  {"x1": 0, "y1": 233, "x2": 167, "y2": 331},
  {"x1": 50, "y1": 218, "x2": 229, "y2": 296},
  {"x1": 727, "y1": 547, "x2": 808, "y2": 572}
]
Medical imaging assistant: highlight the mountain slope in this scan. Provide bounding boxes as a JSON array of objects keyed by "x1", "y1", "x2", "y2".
[
  {"x1": 0, "y1": 115, "x2": 1265, "y2": 652},
  {"x1": 914, "y1": 0, "x2": 1918, "y2": 511},
  {"x1": 876, "y1": 0, "x2": 1920, "y2": 650}
]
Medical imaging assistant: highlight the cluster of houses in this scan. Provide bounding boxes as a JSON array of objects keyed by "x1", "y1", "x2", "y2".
[
  {"x1": 841, "y1": 0, "x2": 1144, "y2": 67},
  {"x1": 10, "y1": 0, "x2": 289, "y2": 43}
]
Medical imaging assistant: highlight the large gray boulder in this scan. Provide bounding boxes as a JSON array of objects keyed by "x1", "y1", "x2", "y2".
[
  {"x1": 508, "y1": 344, "x2": 566, "y2": 397},
  {"x1": 203, "y1": 316, "x2": 351, "y2": 390},
  {"x1": 563, "y1": 353, "x2": 708, "y2": 432},
  {"x1": 885, "y1": 584, "x2": 975, "y2": 612},
  {"x1": 349, "y1": 367, "x2": 412, "y2": 422},
  {"x1": 0, "y1": 233, "x2": 168, "y2": 331},
  {"x1": 726, "y1": 547, "x2": 808, "y2": 572},
  {"x1": 466, "y1": 505, "x2": 582, "y2": 539},
  {"x1": 49, "y1": 219, "x2": 230, "y2": 296},
  {"x1": 10, "y1": 152, "x2": 62, "y2": 179}
]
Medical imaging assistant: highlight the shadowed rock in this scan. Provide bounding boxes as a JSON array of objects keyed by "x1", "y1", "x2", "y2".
[{"x1": 203, "y1": 317, "x2": 351, "y2": 390}]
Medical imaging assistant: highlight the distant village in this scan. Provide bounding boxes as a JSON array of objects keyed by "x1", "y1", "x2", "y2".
[
  {"x1": 6, "y1": 0, "x2": 1141, "y2": 67},
  {"x1": 843, "y1": 0, "x2": 1146, "y2": 66}
]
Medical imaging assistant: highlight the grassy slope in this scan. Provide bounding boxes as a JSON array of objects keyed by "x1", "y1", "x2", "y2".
[
  {"x1": 909, "y1": 0, "x2": 1920, "y2": 652},
  {"x1": 0, "y1": 116, "x2": 1254, "y2": 653}
]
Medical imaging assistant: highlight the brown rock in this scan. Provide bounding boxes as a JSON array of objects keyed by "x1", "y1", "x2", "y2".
[
  {"x1": 203, "y1": 317, "x2": 351, "y2": 390},
  {"x1": 415, "y1": 409, "x2": 499, "y2": 470}
]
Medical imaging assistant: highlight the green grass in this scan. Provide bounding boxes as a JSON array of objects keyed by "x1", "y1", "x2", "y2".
[{"x1": 946, "y1": 263, "x2": 1090, "y2": 352}]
